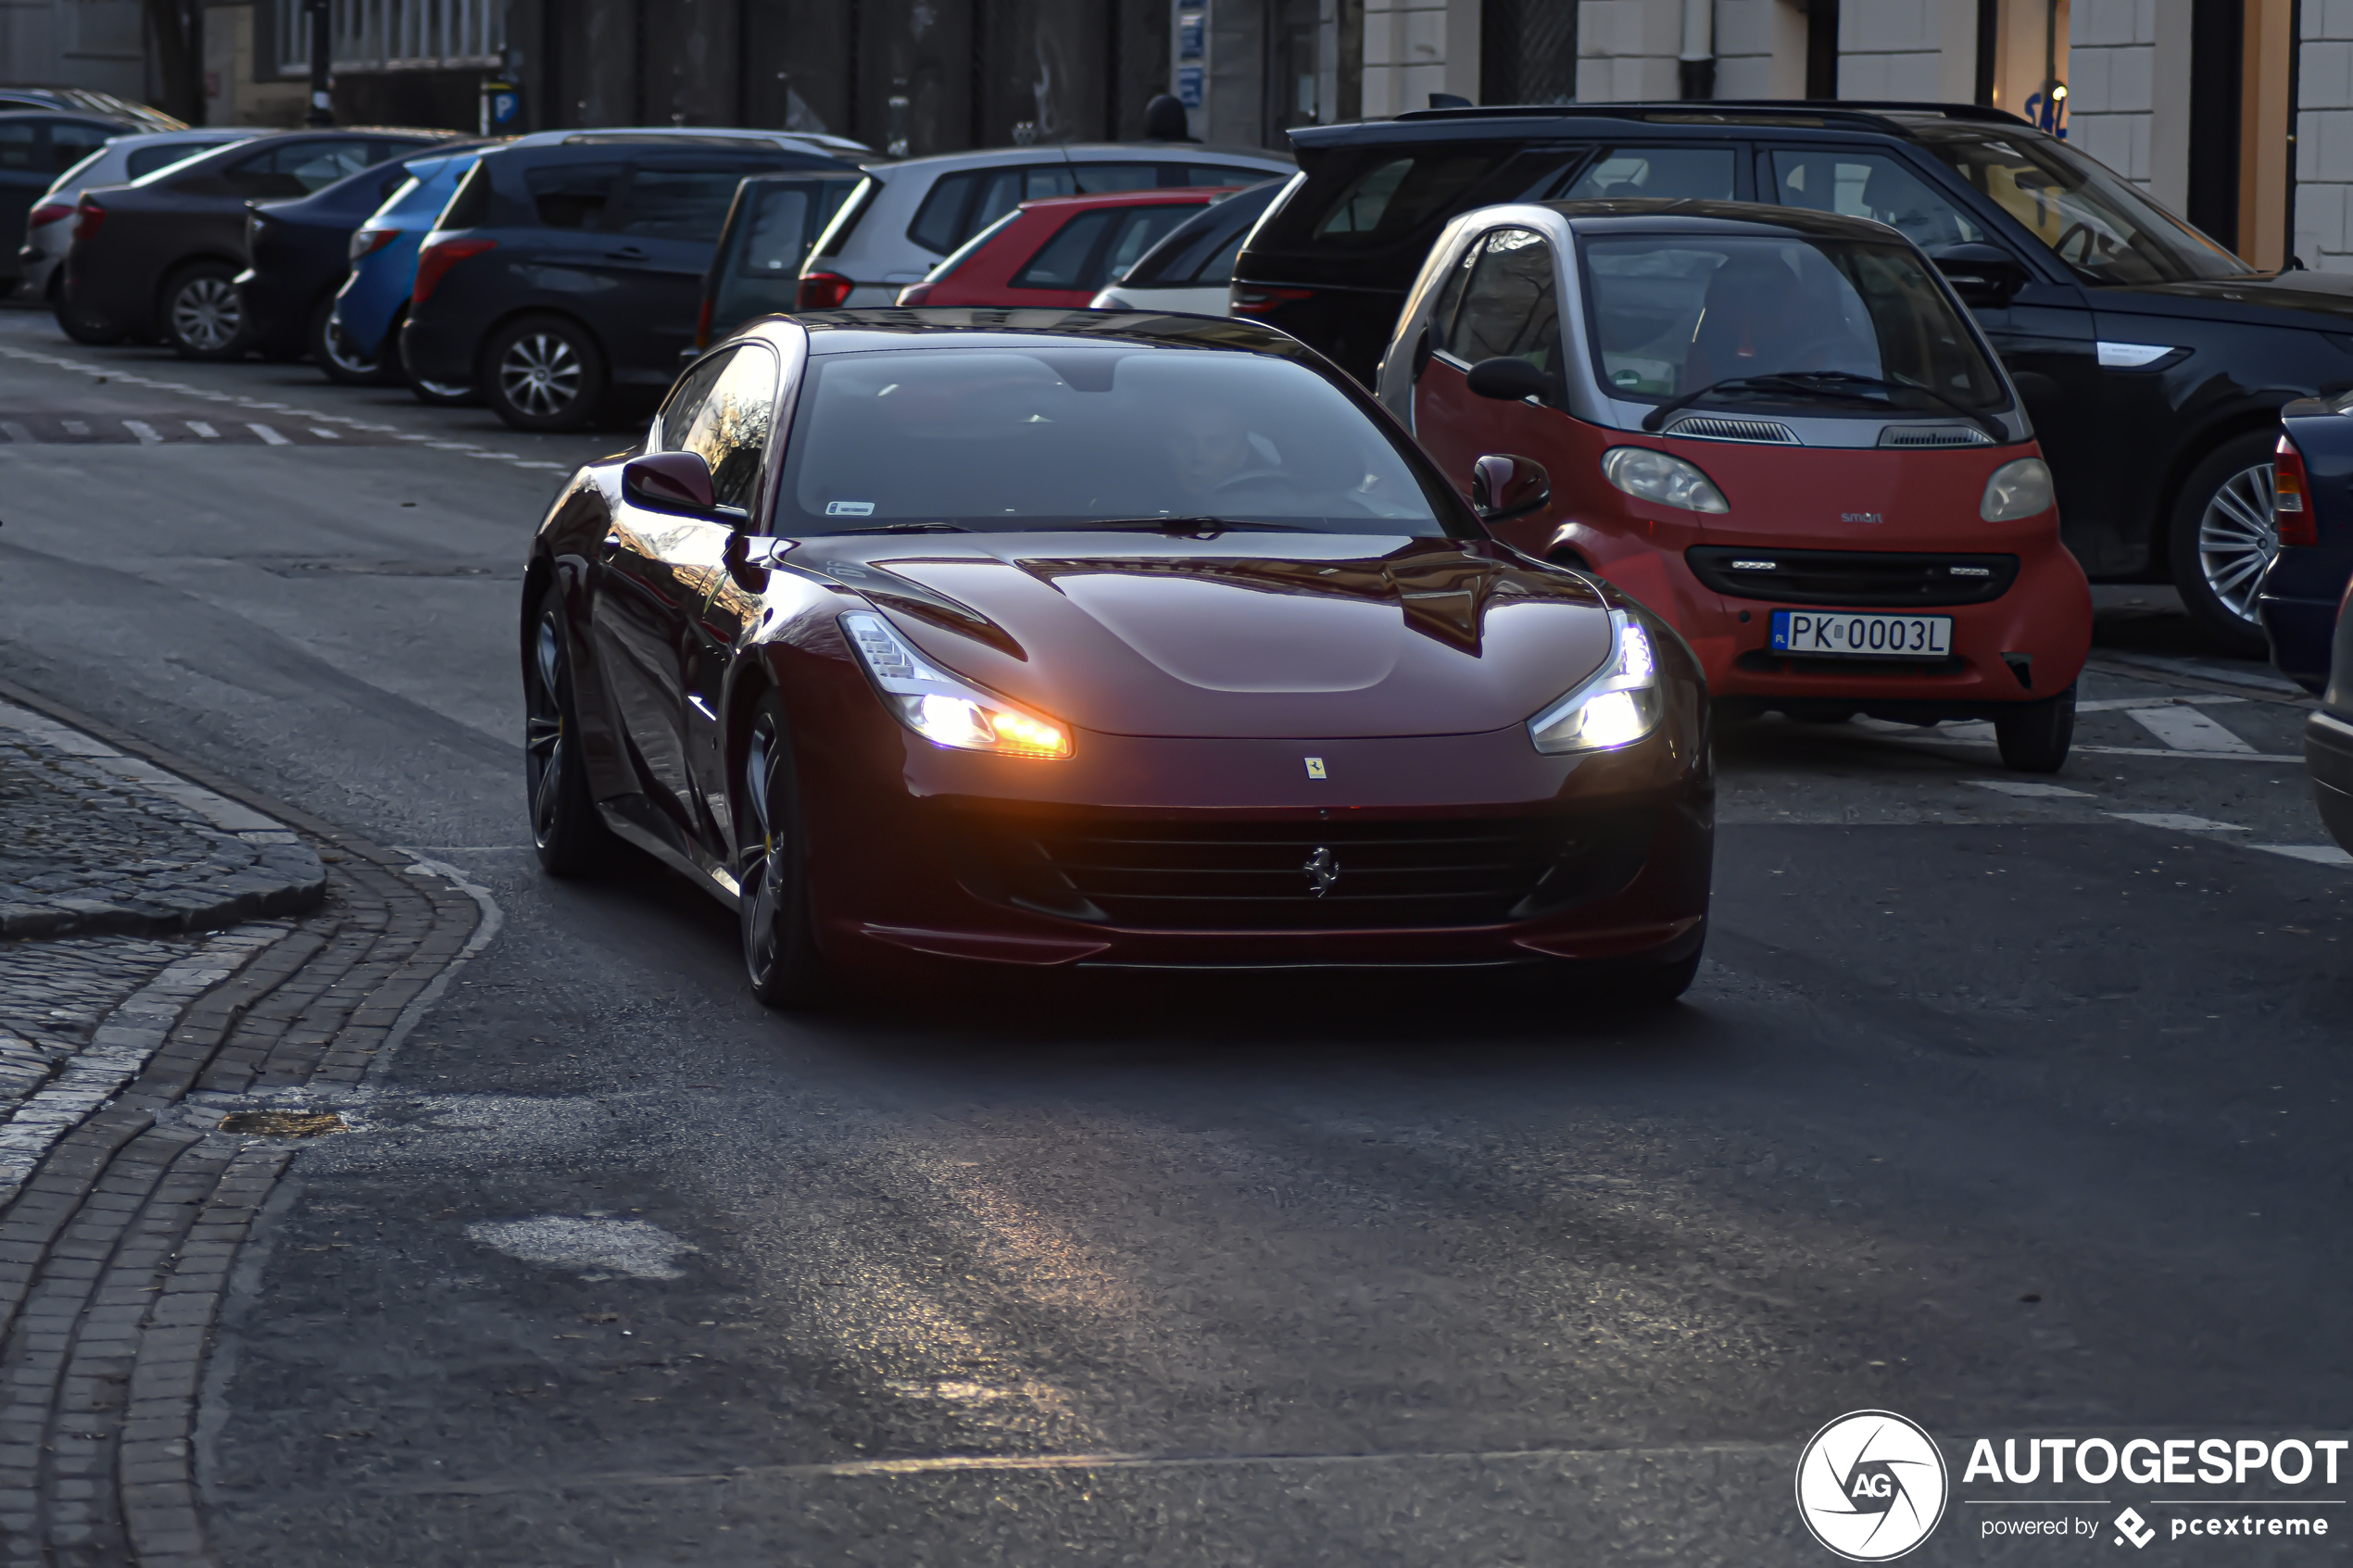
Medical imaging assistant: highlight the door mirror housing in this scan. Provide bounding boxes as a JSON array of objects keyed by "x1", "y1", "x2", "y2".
[
  {"x1": 1466, "y1": 355, "x2": 1553, "y2": 402},
  {"x1": 623, "y1": 450, "x2": 720, "y2": 516},
  {"x1": 1931, "y1": 244, "x2": 2029, "y2": 308},
  {"x1": 1471, "y1": 453, "x2": 1551, "y2": 523}
]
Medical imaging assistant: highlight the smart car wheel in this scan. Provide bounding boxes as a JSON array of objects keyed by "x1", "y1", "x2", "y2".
[
  {"x1": 484, "y1": 313, "x2": 608, "y2": 433},
  {"x1": 524, "y1": 591, "x2": 613, "y2": 875},
  {"x1": 2169, "y1": 433, "x2": 2278, "y2": 658},
  {"x1": 310, "y1": 295, "x2": 396, "y2": 387},
  {"x1": 735, "y1": 697, "x2": 827, "y2": 1010},
  {"x1": 162, "y1": 261, "x2": 247, "y2": 361},
  {"x1": 1994, "y1": 682, "x2": 2077, "y2": 773}
]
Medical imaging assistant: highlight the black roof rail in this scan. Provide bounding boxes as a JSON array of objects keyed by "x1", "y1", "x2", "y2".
[{"x1": 1387, "y1": 98, "x2": 2032, "y2": 130}]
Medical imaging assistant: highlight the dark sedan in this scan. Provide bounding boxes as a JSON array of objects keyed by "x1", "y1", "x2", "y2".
[
  {"x1": 520, "y1": 308, "x2": 1713, "y2": 1006},
  {"x1": 2259, "y1": 399, "x2": 2353, "y2": 693},
  {"x1": 404, "y1": 136, "x2": 849, "y2": 432},
  {"x1": 234, "y1": 142, "x2": 480, "y2": 376},
  {"x1": 60, "y1": 128, "x2": 455, "y2": 356}
]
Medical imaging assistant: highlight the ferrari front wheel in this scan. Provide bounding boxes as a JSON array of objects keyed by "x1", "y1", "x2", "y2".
[
  {"x1": 524, "y1": 590, "x2": 613, "y2": 874},
  {"x1": 736, "y1": 696, "x2": 827, "y2": 1009}
]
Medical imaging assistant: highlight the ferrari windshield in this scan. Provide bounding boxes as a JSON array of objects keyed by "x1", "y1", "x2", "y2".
[
  {"x1": 1580, "y1": 233, "x2": 2010, "y2": 415},
  {"x1": 777, "y1": 345, "x2": 1451, "y2": 534},
  {"x1": 1908, "y1": 124, "x2": 2250, "y2": 284}
]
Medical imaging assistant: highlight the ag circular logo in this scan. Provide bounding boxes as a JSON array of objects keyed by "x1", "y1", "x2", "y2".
[{"x1": 1795, "y1": 1410, "x2": 1950, "y2": 1561}]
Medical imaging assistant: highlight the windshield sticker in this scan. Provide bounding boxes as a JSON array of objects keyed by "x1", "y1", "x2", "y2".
[{"x1": 825, "y1": 501, "x2": 876, "y2": 516}]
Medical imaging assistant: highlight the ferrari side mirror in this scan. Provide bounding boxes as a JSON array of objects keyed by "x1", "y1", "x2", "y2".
[
  {"x1": 1471, "y1": 453, "x2": 1551, "y2": 523},
  {"x1": 1931, "y1": 244, "x2": 2028, "y2": 308},
  {"x1": 1466, "y1": 355, "x2": 1552, "y2": 402},
  {"x1": 623, "y1": 450, "x2": 719, "y2": 515}
]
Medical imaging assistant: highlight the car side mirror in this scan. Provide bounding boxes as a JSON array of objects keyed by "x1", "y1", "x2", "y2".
[
  {"x1": 623, "y1": 451, "x2": 719, "y2": 515},
  {"x1": 1931, "y1": 244, "x2": 2029, "y2": 308},
  {"x1": 1471, "y1": 453, "x2": 1550, "y2": 523},
  {"x1": 1466, "y1": 355, "x2": 1553, "y2": 403}
]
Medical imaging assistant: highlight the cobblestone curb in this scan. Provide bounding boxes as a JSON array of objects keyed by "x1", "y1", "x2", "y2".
[
  {"x1": 0, "y1": 703, "x2": 324, "y2": 941},
  {"x1": 0, "y1": 680, "x2": 487, "y2": 1565}
]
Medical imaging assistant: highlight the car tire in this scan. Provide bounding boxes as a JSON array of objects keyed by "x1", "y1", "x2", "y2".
[
  {"x1": 2169, "y1": 432, "x2": 2278, "y2": 658},
  {"x1": 1995, "y1": 682, "x2": 2077, "y2": 772},
  {"x1": 160, "y1": 260, "x2": 248, "y2": 361},
  {"x1": 524, "y1": 589, "x2": 616, "y2": 876},
  {"x1": 483, "y1": 313, "x2": 608, "y2": 433},
  {"x1": 735, "y1": 695, "x2": 828, "y2": 1010},
  {"x1": 309, "y1": 295, "x2": 396, "y2": 387}
]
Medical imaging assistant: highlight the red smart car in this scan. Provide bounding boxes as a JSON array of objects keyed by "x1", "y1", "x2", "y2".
[
  {"x1": 1380, "y1": 201, "x2": 2091, "y2": 771},
  {"x1": 894, "y1": 186, "x2": 1237, "y2": 310}
]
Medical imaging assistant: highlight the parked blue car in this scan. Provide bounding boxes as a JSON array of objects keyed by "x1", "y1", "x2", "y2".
[
  {"x1": 2259, "y1": 397, "x2": 2353, "y2": 694},
  {"x1": 329, "y1": 149, "x2": 479, "y2": 400}
]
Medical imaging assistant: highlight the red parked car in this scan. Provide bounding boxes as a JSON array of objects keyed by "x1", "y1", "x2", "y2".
[
  {"x1": 892, "y1": 186, "x2": 1237, "y2": 309},
  {"x1": 1381, "y1": 201, "x2": 2092, "y2": 772}
]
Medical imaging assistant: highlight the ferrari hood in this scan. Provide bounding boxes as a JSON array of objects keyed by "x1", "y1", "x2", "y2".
[{"x1": 790, "y1": 532, "x2": 1615, "y2": 739}]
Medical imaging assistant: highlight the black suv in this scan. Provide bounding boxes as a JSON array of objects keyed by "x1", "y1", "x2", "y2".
[
  {"x1": 1237, "y1": 101, "x2": 2353, "y2": 652},
  {"x1": 401, "y1": 136, "x2": 849, "y2": 432}
]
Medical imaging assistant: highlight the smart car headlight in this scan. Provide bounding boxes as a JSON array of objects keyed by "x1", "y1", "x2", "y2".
[
  {"x1": 1601, "y1": 446, "x2": 1730, "y2": 513},
  {"x1": 1528, "y1": 611, "x2": 1664, "y2": 755},
  {"x1": 1980, "y1": 457, "x2": 2054, "y2": 521},
  {"x1": 842, "y1": 611, "x2": 1071, "y2": 759}
]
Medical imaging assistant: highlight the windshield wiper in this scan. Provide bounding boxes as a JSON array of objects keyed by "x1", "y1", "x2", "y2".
[
  {"x1": 834, "y1": 521, "x2": 969, "y2": 534},
  {"x1": 1083, "y1": 517, "x2": 1323, "y2": 536},
  {"x1": 1642, "y1": 371, "x2": 2007, "y2": 444}
]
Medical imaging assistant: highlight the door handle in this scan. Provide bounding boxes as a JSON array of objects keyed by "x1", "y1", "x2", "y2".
[{"x1": 604, "y1": 245, "x2": 648, "y2": 260}]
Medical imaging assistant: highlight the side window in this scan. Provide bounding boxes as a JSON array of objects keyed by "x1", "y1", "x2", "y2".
[
  {"x1": 1012, "y1": 209, "x2": 1118, "y2": 289},
  {"x1": 1070, "y1": 161, "x2": 1157, "y2": 193},
  {"x1": 48, "y1": 123, "x2": 109, "y2": 173},
  {"x1": 1767, "y1": 149, "x2": 1983, "y2": 251},
  {"x1": 674, "y1": 346, "x2": 779, "y2": 513},
  {"x1": 736, "y1": 185, "x2": 812, "y2": 276},
  {"x1": 908, "y1": 171, "x2": 979, "y2": 253},
  {"x1": 0, "y1": 122, "x2": 39, "y2": 172},
  {"x1": 910, "y1": 165, "x2": 1076, "y2": 255},
  {"x1": 125, "y1": 143, "x2": 201, "y2": 180},
  {"x1": 610, "y1": 167, "x2": 749, "y2": 241},
  {"x1": 437, "y1": 161, "x2": 493, "y2": 229},
  {"x1": 1443, "y1": 228, "x2": 1562, "y2": 370},
  {"x1": 1555, "y1": 146, "x2": 1736, "y2": 202},
  {"x1": 660, "y1": 347, "x2": 736, "y2": 452},
  {"x1": 1184, "y1": 164, "x2": 1268, "y2": 187},
  {"x1": 523, "y1": 163, "x2": 619, "y2": 228},
  {"x1": 224, "y1": 141, "x2": 371, "y2": 197},
  {"x1": 1098, "y1": 205, "x2": 1202, "y2": 286},
  {"x1": 1427, "y1": 240, "x2": 1479, "y2": 353}
]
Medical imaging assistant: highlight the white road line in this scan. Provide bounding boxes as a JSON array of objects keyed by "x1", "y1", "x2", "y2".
[
  {"x1": 247, "y1": 423, "x2": 289, "y2": 445},
  {"x1": 2251, "y1": 844, "x2": 2353, "y2": 867},
  {"x1": 2127, "y1": 706, "x2": 2255, "y2": 752},
  {"x1": 2108, "y1": 811, "x2": 2248, "y2": 832},
  {"x1": 308, "y1": 428, "x2": 339, "y2": 439},
  {"x1": 122, "y1": 420, "x2": 161, "y2": 445},
  {"x1": 2078, "y1": 694, "x2": 2247, "y2": 711},
  {"x1": 2074, "y1": 745, "x2": 2302, "y2": 761},
  {"x1": 59, "y1": 419, "x2": 88, "y2": 435},
  {"x1": 186, "y1": 420, "x2": 217, "y2": 438},
  {"x1": 1969, "y1": 781, "x2": 2093, "y2": 797},
  {"x1": 0, "y1": 421, "x2": 30, "y2": 444}
]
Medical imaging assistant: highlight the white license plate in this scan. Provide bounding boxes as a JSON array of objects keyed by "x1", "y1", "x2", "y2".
[{"x1": 1770, "y1": 609, "x2": 1953, "y2": 658}]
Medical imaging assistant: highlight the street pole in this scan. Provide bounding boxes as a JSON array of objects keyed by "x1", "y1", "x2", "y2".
[{"x1": 306, "y1": 0, "x2": 333, "y2": 127}]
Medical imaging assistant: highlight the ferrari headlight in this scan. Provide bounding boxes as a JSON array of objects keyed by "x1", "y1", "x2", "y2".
[
  {"x1": 1601, "y1": 446, "x2": 1730, "y2": 513},
  {"x1": 842, "y1": 611, "x2": 1071, "y2": 759},
  {"x1": 1527, "y1": 610, "x2": 1664, "y2": 755},
  {"x1": 1980, "y1": 457, "x2": 2054, "y2": 521}
]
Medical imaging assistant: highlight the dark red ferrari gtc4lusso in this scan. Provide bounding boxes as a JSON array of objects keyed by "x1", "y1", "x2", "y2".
[{"x1": 519, "y1": 308, "x2": 1714, "y2": 1006}]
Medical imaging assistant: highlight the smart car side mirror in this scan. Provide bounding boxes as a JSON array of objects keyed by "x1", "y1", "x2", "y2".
[
  {"x1": 1471, "y1": 453, "x2": 1550, "y2": 523},
  {"x1": 623, "y1": 451, "x2": 718, "y2": 515},
  {"x1": 1466, "y1": 356, "x2": 1553, "y2": 402},
  {"x1": 1931, "y1": 244, "x2": 2029, "y2": 308}
]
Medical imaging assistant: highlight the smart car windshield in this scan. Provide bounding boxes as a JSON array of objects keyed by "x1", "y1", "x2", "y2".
[
  {"x1": 1580, "y1": 232, "x2": 2011, "y2": 417},
  {"x1": 1908, "y1": 124, "x2": 2250, "y2": 284},
  {"x1": 777, "y1": 345, "x2": 1455, "y2": 534}
]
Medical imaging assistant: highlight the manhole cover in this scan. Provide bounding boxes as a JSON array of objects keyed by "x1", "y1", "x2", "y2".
[{"x1": 219, "y1": 1110, "x2": 346, "y2": 1137}]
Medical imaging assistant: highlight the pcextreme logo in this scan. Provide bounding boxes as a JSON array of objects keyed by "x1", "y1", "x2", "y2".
[{"x1": 1797, "y1": 1410, "x2": 1952, "y2": 1562}]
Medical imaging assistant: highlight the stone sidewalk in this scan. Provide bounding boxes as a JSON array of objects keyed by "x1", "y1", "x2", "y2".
[{"x1": 0, "y1": 686, "x2": 485, "y2": 1565}]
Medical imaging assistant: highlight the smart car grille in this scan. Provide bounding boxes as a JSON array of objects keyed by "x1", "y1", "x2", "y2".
[
  {"x1": 952, "y1": 809, "x2": 1652, "y2": 931},
  {"x1": 1686, "y1": 546, "x2": 2019, "y2": 607},
  {"x1": 1663, "y1": 416, "x2": 1799, "y2": 445},
  {"x1": 1878, "y1": 422, "x2": 1994, "y2": 447}
]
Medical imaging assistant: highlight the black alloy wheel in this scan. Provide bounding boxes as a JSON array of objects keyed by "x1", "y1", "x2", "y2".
[
  {"x1": 735, "y1": 696, "x2": 827, "y2": 1009},
  {"x1": 309, "y1": 295, "x2": 397, "y2": 387},
  {"x1": 161, "y1": 260, "x2": 248, "y2": 361},
  {"x1": 483, "y1": 313, "x2": 608, "y2": 433},
  {"x1": 1994, "y1": 682, "x2": 2077, "y2": 772},
  {"x1": 524, "y1": 593, "x2": 613, "y2": 874},
  {"x1": 2168, "y1": 432, "x2": 2279, "y2": 659}
]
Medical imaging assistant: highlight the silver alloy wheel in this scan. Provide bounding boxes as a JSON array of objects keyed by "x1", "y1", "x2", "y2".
[
  {"x1": 498, "y1": 331, "x2": 581, "y2": 419},
  {"x1": 170, "y1": 276, "x2": 241, "y2": 352},
  {"x1": 320, "y1": 318, "x2": 376, "y2": 376},
  {"x1": 2195, "y1": 460, "x2": 2277, "y2": 624}
]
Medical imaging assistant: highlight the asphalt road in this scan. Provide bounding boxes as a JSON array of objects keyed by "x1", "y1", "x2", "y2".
[{"x1": 0, "y1": 307, "x2": 2347, "y2": 1566}]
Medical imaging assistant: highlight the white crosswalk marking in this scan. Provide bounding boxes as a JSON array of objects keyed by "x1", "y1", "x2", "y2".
[
  {"x1": 308, "y1": 428, "x2": 338, "y2": 439},
  {"x1": 60, "y1": 420, "x2": 87, "y2": 435},
  {"x1": 2126, "y1": 706, "x2": 2254, "y2": 752},
  {"x1": 2251, "y1": 844, "x2": 2353, "y2": 867},
  {"x1": 1969, "y1": 781, "x2": 2092, "y2": 797},
  {"x1": 187, "y1": 421, "x2": 217, "y2": 438},
  {"x1": 122, "y1": 420, "x2": 161, "y2": 445},
  {"x1": 247, "y1": 423, "x2": 290, "y2": 445},
  {"x1": 2109, "y1": 811, "x2": 2247, "y2": 831}
]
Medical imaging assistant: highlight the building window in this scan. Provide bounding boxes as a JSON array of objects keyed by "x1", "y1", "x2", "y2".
[{"x1": 275, "y1": 0, "x2": 504, "y2": 77}]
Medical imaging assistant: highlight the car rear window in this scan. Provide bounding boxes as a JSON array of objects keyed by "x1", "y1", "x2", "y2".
[
  {"x1": 224, "y1": 140, "x2": 379, "y2": 198},
  {"x1": 1304, "y1": 149, "x2": 1515, "y2": 247},
  {"x1": 1012, "y1": 204, "x2": 1202, "y2": 292},
  {"x1": 733, "y1": 180, "x2": 855, "y2": 276},
  {"x1": 124, "y1": 143, "x2": 209, "y2": 180}
]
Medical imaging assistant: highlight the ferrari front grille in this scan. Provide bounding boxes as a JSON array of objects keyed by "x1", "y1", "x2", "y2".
[
  {"x1": 1686, "y1": 546, "x2": 2019, "y2": 607},
  {"x1": 950, "y1": 809, "x2": 1653, "y2": 932}
]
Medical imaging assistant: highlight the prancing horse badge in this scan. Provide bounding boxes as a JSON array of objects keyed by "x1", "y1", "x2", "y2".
[{"x1": 1303, "y1": 757, "x2": 1327, "y2": 780}]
